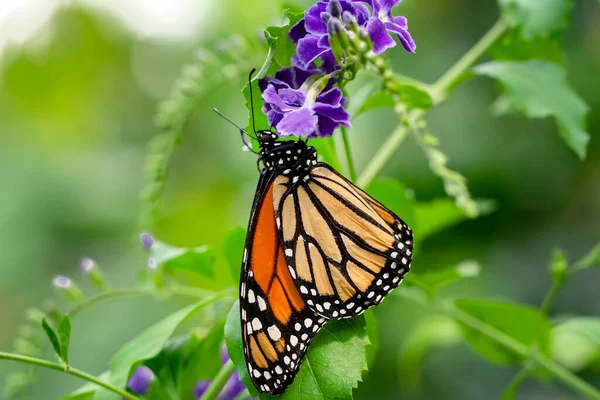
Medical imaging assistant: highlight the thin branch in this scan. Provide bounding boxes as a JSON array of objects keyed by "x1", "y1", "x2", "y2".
[{"x1": 0, "y1": 352, "x2": 141, "y2": 400}]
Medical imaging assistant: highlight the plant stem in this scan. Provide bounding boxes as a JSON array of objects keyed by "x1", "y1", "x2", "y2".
[
  {"x1": 539, "y1": 279, "x2": 564, "y2": 316},
  {"x1": 397, "y1": 291, "x2": 600, "y2": 400},
  {"x1": 200, "y1": 360, "x2": 236, "y2": 400},
  {"x1": 356, "y1": 20, "x2": 507, "y2": 188},
  {"x1": 500, "y1": 368, "x2": 532, "y2": 400},
  {"x1": 0, "y1": 352, "x2": 141, "y2": 400},
  {"x1": 340, "y1": 126, "x2": 357, "y2": 182},
  {"x1": 432, "y1": 20, "x2": 507, "y2": 101},
  {"x1": 356, "y1": 125, "x2": 409, "y2": 188}
]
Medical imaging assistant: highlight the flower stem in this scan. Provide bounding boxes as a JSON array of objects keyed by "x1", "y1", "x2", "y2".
[
  {"x1": 356, "y1": 125, "x2": 409, "y2": 188},
  {"x1": 499, "y1": 368, "x2": 532, "y2": 400},
  {"x1": 356, "y1": 19, "x2": 507, "y2": 188},
  {"x1": 340, "y1": 126, "x2": 357, "y2": 182},
  {"x1": 0, "y1": 352, "x2": 141, "y2": 400},
  {"x1": 539, "y1": 279, "x2": 564, "y2": 316},
  {"x1": 200, "y1": 360, "x2": 236, "y2": 400},
  {"x1": 397, "y1": 290, "x2": 600, "y2": 400}
]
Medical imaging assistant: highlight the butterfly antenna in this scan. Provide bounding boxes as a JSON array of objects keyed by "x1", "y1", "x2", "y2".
[
  {"x1": 213, "y1": 108, "x2": 259, "y2": 154},
  {"x1": 248, "y1": 68, "x2": 258, "y2": 135}
]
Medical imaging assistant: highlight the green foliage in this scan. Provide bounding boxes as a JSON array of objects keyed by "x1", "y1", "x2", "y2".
[
  {"x1": 150, "y1": 238, "x2": 217, "y2": 281},
  {"x1": 552, "y1": 318, "x2": 600, "y2": 372},
  {"x1": 95, "y1": 294, "x2": 231, "y2": 400},
  {"x1": 386, "y1": 79, "x2": 434, "y2": 110},
  {"x1": 574, "y1": 243, "x2": 600, "y2": 271},
  {"x1": 224, "y1": 227, "x2": 247, "y2": 286},
  {"x1": 498, "y1": 0, "x2": 574, "y2": 39},
  {"x1": 41, "y1": 314, "x2": 71, "y2": 368},
  {"x1": 265, "y1": 9, "x2": 304, "y2": 69},
  {"x1": 41, "y1": 318, "x2": 62, "y2": 362},
  {"x1": 475, "y1": 61, "x2": 590, "y2": 158},
  {"x1": 455, "y1": 299, "x2": 551, "y2": 365},
  {"x1": 414, "y1": 198, "x2": 496, "y2": 240},
  {"x1": 492, "y1": 32, "x2": 564, "y2": 63},
  {"x1": 407, "y1": 261, "x2": 481, "y2": 291},
  {"x1": 354, "y1": 92, "x2": 395, "y2": 118},
  {"x1": 225, "y1": 301, "x2": 370, "y2": 399},
  {"x1": 366, "y1": 178, "x2": 416, "y2": 228}
]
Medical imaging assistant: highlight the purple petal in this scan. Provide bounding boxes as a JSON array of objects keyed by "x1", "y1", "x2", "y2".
[
  {"x1": 352, "y1": 2, "x2": 371, "y2": 25},
  {"x1": 266, "y1": 109, "x2": 283, "y2": 127},
  {"x1": 316, "y1": 114, "x2": 339, "y2": 137},
  {"x1": 367, "y1": 18, "x2": 396, "y2": 54},
  {"x1": 317, "y1": 35, "x2": 330, "y2": 49},
  {"x1": 305, "y1": 2, "x2": 329, "y2": 34},
  {"x1": 317, "y1": 88, "x2": 343, "y2": 106},
  {"x1": 289, "y1": 18, "x2": 307, "y2": 43},
  {"x1": 278, "y1": 88, "x2": 306, "y2": 107},
  {"x1": 319, "y1": 50, "x2": 338, "y2": 73},
  {"x1": 262, "y1": 85, "x2": 295, "y2": 112},
  {"x1": 277, "y1": 107, "x2": 318, "y2": 138},
  {"x1": 296, "y1": 35, "x2": 330, "y2": 67},
  {"x1": 385, "y1": 21, "x2": 416, "y2": 52},
  {"x1": 194, "y1": 380, "x2": 211, "y2": 399},
  {"x1": 127, "y1": 366, "x2": 154, "y2": 395},
  {"x1": 272, "y1": 68, "x2": 295, "y2": 87},
  {"x1": 393, "y1": 15, "x2": 408, "y2": 29},
  {"x1": 139, "y1": 232, "x2": 154, "y2": 249},
  {"x1": 377, "y1": 0, "x2": 401, "y2": 14},
  {"x1": 313, "y1": 103, "x2": 352, "y2": 125}
]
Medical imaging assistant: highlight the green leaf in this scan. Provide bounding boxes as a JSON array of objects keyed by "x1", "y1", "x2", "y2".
[
  {"x1": 388, "y1": 78, "x2": 434, "y2": 109},
  {"x1": 151, "y1": 239, "x2": 217, "y2": 280},
  {"x1": 346, "y1": 82, "x2": 379, "y2": 117},
  {"x1": 552, "y1": 317, "x2": 600, "y2": 371},
  {"x1": 491, "y1": 32, "x2": 564, "y2": 64},
  {"x1": 498, "y1": 0, "x2": 574, "y2": 40},
  {"x1": 96, "y1": 294, "x2": 232, "y2": 400},
  {"x1": 41, "y1": 317, "x2": 62, "y2": 361},
  {"x1": 475, "y1": 61, "x2": 590, "y2": 158},
  {"x1": 455, "y1": 299, "x2": 551, "y2": 365},
  {"x1": 365, "y1": 178, "x2": 416, "y2": 229},
  {"x1": 58, "y1": 315, "x2": 72, "y2": 364},
  {"x1": 224, "y1": 226, "x2": 247, "y2": 286},
  {"x1": 414, "y1": 198, "x2": 496, "y2": 240},
  {"x1": 265, "y1": 9, "x2": 304, "y2": 69},
  {"x1": 225, "y1": 302, "x2": 260, "y2": 397},
  {"x1": 406, "y1": 261, "x2": 480, "y2": 290},
  {"x1": 354, "y1": 92, "x2": 395, "y2": 118},
  {"x1": 225, "y1": 301, "x2": 370, "y2": 399}
]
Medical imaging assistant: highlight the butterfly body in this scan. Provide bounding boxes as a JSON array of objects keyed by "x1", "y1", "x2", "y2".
[{"x1": 239, "y1": 130, "x2": 413, "y2": 395}]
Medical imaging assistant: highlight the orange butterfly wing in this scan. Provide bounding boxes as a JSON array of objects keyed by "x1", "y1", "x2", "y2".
[
  {"x1": 240, "y1": 172, "x2": 326, "y2": 395},
  {"x1": 273, "y1": 164, "x2": 413, "y2": 319}
]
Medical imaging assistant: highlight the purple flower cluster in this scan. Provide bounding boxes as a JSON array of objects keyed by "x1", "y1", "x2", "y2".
[
  {"x1": 126, "y1": 347, "x2": 255, "y2": 400},
  {"x1": 261, "y1": 0, "x2": 415, "y2": 139}
]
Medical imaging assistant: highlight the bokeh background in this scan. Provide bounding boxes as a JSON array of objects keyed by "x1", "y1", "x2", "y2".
[{"x1": 1, "y1": 0, "x2": 598, "y2": 399}]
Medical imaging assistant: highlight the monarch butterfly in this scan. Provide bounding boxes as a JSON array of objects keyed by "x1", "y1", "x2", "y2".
[{"x1": 216, "y1": 73, "x2": 413, "y2": 395}]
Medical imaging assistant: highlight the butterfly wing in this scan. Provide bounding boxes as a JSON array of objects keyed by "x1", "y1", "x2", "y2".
[
  {"x1": 273, "y1": 164, "x2": 413, "y2": 319},
  {"x1": 240, "y1": 171, "x2": 326, "y2": 395}
]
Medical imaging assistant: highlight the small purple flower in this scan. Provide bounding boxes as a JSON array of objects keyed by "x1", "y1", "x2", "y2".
[
  {"x1": 127, "y1": 366, "x2": 155, "y2": 396},
  {"x1": 366, "y1": 0, "x2": 416, "y2": 53},
  {"x1": 139, "y1": 232, "x2": 155, "y2": 249},
  {"x1": 290, "y1": 0, "x2": 415, "y2": 69},
  {"x1": 261, "y1": 66, "x2": 351, "y2": 138}
]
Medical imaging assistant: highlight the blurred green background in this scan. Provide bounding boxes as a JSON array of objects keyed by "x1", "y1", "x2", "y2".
[{"x1": 0, "y1": 0, "x2": 598, "y2": 399}]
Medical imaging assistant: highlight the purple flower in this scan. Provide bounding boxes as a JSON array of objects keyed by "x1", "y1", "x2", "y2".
[
  {"x1": 139, "y1": 232, "x2": 155, "y2": 249},
  {"x1": 366, "y1": 0, "x2": 416, "y2": 53},
  {"x1": 127, "y1": 366, "x2": 155, "y2": 396},
  {"x1": 261, "y1": 66, "x2": 351, "y2": 138},
  {"x1": 290, "y1": 0, "x2": 415, "y2": 69}
]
